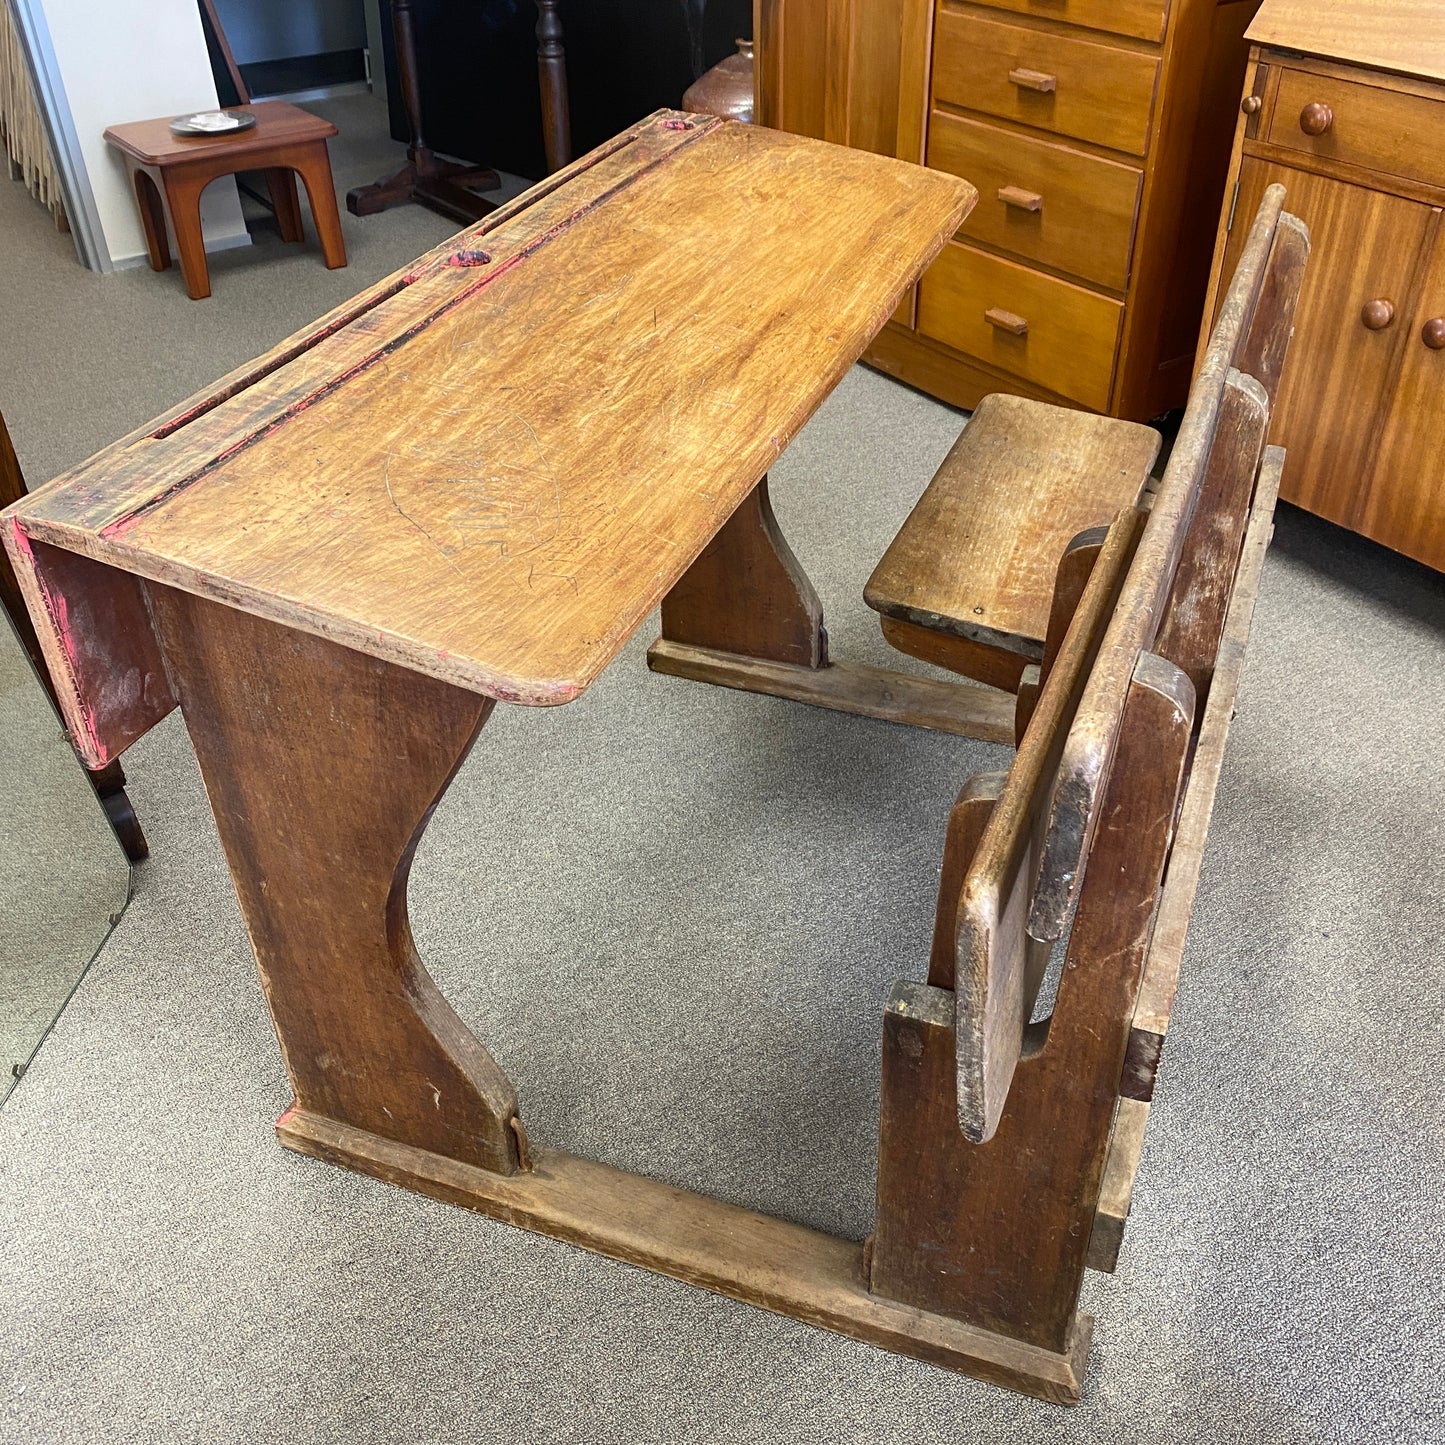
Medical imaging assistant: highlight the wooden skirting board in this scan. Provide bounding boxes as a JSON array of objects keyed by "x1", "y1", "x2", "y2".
[{"x1": 277, "y1": 1106, "x2": 1093, "y2": 1404}]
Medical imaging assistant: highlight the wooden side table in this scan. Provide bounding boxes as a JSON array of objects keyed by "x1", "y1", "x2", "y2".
[{"x1": 104, "y1": 101, "x2": 348, "y2": 300}]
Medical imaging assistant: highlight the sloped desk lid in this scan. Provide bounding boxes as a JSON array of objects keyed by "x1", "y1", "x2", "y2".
[{"x1": 2, "y1": 113, "x2": 973, "y2": 765}]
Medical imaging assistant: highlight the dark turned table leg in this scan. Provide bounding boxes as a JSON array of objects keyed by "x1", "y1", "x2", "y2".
[
  {"x1": 347, "y1": 0, "x2": 501, "y2": 223},
  {"x1": 349, "y1": 0, "x2": 573, "y2": 222},
  {"x1": 536, "y1": 0, "x2": 572, "y2": 173},
  {"x1": 147, "y1": 582, "x2": 523, "y2": 1174}
]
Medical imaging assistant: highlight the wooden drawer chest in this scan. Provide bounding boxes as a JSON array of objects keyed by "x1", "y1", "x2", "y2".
[
  {"x1": 756, "y1": 0, "x2": 1262, "y2": 420},
  {"x1": 1201, "y1": 0, "x2": 1445, "y2": 571}
]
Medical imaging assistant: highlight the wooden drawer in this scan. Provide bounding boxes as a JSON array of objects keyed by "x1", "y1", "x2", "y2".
[
  {"x1": 917, "y1": 241, "x2": 1122, "y2": 409},
  {"x1": 1268, "y1": 68, "x2": 1445, "y2": 192},
  {"x1": 966, "y1": 0, "x2": 1168, "y2": 44},
  {"x1": 932, "y1": 8, "x2": 1160, "y2": 156},
  {"x1": 928, "y1": 111, "x2": 1143, "y2": 290}
]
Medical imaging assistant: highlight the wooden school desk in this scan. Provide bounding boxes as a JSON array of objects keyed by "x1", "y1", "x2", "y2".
[{"x1": 0, "y1": 115, "x2": 1050, "y2": 1386}]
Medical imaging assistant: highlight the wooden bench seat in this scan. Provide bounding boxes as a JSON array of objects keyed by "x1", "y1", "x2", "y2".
[
  {"x1": 864, "y1": 184, "x2": 1310, "y2": 1395},
  {"x1": 864, "y1": 397, "x2": 1160, "y2": 691}
]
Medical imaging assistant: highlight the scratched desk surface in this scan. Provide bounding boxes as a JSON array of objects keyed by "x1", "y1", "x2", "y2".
[{"x1": 4, "y1": 114, "x2": 972, "y2": 733}]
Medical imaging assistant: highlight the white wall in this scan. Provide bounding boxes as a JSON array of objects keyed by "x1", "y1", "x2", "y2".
[{"x1": 37, "y1": 0, "x2": 248, "y2": 269}]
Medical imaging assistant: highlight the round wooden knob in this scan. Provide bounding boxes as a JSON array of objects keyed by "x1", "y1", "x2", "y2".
[
  {"x1": 1361, "y1": 299, "x2": 1395, "y2": 331},
  {"x1": 1423, "y1": 318, "x2": 1445, "y2": 350},
  {"x1": 1300, "y1": 102, "x2": 1334, "y2": 136},
  {"x1": 1241, "y1": 95, "x2": 1262, "y2": 115}
]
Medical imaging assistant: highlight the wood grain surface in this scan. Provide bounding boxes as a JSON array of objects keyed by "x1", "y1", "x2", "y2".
[
  {"x1": 1248, "y1": 0, "x2": 1445, "y2": 86},
  {"x1": 865, "y1": 393, "x2": 1157, "y2": 660},
  {"x1": 1028, "y1": 187, "x2": 1288, "y2": 942},
  {"x1": 278, "y1": 1108, "x2": 1092, "y2": 1404},
  {"x1": 5, "y1": 112, "x2": 973, "y2": 738}
]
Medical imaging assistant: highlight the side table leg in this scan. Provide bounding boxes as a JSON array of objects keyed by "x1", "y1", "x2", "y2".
[
  {"x1": 294, "y1": 150, "x2": 348, "y2": 269},
  {"x1": 265, "y1": 168, "x2": 305, "y2": 243},
  {"x1": 161, "y1": 173, "x2": 213, "y2": 300},
  {"x1": 131, "y1": 166, "x2": 171, "y2": 272},
  {"x1": 147, "y1": 584, "x2": 522, "y2": 1175}
]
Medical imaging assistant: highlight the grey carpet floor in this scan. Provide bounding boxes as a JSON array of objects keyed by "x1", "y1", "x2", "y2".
[
  {"x1": 3, "y1": 93, "x2": 1444, "y2": 1445},
  {"x1": 0, "y1": 614, "x2": 128, "y2": 1095}
]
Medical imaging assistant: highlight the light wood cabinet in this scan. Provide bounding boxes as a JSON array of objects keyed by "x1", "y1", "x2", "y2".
[
  {"x1": 755, "y1": 0, "x2": 1262, "y2": 421},
  {"x1": 1202, "y1": 1, "x2": 1445, "y2": 570}
]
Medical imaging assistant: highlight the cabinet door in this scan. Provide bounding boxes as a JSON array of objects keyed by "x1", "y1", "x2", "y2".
[
  {"x1": 1362, "y1": 231, "x2": 1445, "y2": 570},
  {"x1": 1219, "y1": 158, "x2": 1433, "y2": 531}
]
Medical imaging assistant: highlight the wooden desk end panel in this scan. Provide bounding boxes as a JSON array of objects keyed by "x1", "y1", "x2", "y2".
[
  {"x1": 0, "y1": 518, "x2": 174, "y2": 768},
  {"x1": 147, "y1": 582, "x2": 522, "y2": 1174}
]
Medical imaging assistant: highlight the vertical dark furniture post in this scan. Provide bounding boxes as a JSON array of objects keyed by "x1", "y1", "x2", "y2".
[
  {"x1": 348, "y1": 0, "x2": 572, "y2": 223},
  {"x1": 535, "y1": 0, "x2": 573, "y2": 173}
]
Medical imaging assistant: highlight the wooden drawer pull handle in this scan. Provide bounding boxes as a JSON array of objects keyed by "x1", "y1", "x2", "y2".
[
  {"x1": 1423, "y1": 318, "x2": 1445, "y2": 350},
  {"x1": 1009, "y1": 68, "x2": 1057, "y2": 93},
  {"x1": 1300, "y1": 102, "x2": 1333, "y2": 136},
  {"x1": 985, "y1": 307, "x2": 1029, "y2": 337},
  {"x1": 1361, "y1": 299, "x2": 1395, "y2": 331},
  {"x1": 998, "y1": 185, "x2": 1044, "y2": 212}
]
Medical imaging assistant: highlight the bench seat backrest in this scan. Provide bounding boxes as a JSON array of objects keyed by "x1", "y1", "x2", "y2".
[{"x1": 949, "y1": 185, "x2": 1310, "y2": 1143}]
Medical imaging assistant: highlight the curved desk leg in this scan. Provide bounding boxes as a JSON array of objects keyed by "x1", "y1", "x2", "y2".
[
  {"x1": 657, "y1": 475, "x2": 826, "y2": 667},
  {"x1": 148, "y1": 583, "x2": 522, "y2": 1176},
  {"x1": 647, "y1": 476, "x2": 1015, "y2": 743}
]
